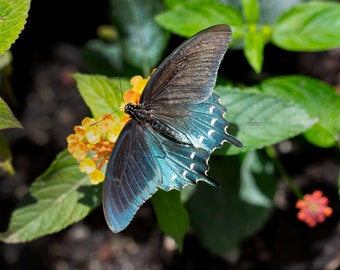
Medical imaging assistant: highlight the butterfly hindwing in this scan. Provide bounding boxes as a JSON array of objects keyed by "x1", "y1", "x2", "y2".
[
  {"x1": 140, "y1": 25, "x2": 232, "y2": 107},
  {"x1": 154, "y1": 133, "x2": 218, "y2": 190},
  {"x1": 152, "y1": 93, "x2": 234, "y2": 153}
]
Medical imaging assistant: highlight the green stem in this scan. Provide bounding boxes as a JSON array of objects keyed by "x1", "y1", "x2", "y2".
[{"x1": 265, "y1": 145, "x2": 304, "y2": 199}]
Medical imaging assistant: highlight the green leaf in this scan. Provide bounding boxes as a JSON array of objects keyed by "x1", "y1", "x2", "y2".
[
  {"x1": 0, "y1": 50, "x2": 12, "y2": 69},
  {"x1": 0, "y1": 150, "x2": 101, "y2": 243},
  {"x1": 73, "y1": 73, "x2": 130, "y2": 119},
  {"x1": 163, "y1": 0, "x2": 197, "y2": 9},
  {"x1": 155, "y1": 0, "x2": 243, "y2": 39},
  {"x1": 0, "y1": 0, "x2": 30, "y2": 55},
  {"x1": 241, "y1": 0, "x2": 259, "y2": 23},
  {"x1": 240, "y1": 150, "x2": 274, "y2": 207},
  {"x1": 0, "y1": 97, "x2": 22, "y2": 129},
  {"x1": 151, "y1": 189, "x2": 189, "y2": 251},
  {"x1": 180, "y1": 185, "x2": 196, "y2": 203},
  {"x1": 273, "y1": 2, "x2": 340, "y2": 51},
  {"x1": 258, "y1": 0, "x2": 303, "y2": 25},
  {"x1": 186, "y1": 155, "x2": 275, "y2": 255},
  {"x1": 0, "y1": 131, "x2": 14, "y2": 175},
  {"x1": 109, "y1": 0, "x2": 170, "y2": 75},
  {"x1": 215, "y1": 86, "x2": 317, "y2": 155},
  {"x1": 244, "y1": 26, "x2": 265, "y2": 73},
  {"x1": 260, "y1": 75, "x2": 340, "y2": 147}
]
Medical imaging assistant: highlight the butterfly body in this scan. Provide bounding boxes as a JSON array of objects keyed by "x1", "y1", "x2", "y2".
[
  {"x1": 103, "y1": 25, "x2": 242, "y2": 233},
  {"x1": 125, "y1": 103, "x2": 192, "y2": 144}
]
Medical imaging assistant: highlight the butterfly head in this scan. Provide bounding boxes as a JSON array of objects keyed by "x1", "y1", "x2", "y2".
[
  {"x1": 124, "y1": 103, "x2": 136, "y2": 116},
  {"x1": 124, "y1": 103, "x2": 149, "y2": 123}
]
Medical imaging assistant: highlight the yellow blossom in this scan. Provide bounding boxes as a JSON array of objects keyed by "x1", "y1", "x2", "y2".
[
  {"x1": 123, "y1": 74, "x2": 151, "y2": 104},
  {"x1": 98, "y1": 114, "x2": 116, "y2": 133},
  {"x1": 66, "y1": 72, "x2": 152, "y2": 185},
  {"x1": 79, "y1": 158, "x2": 96, "y2": 174},
  {"x1": 89, "y1": 169, "x2": 105, "y2": 185}
]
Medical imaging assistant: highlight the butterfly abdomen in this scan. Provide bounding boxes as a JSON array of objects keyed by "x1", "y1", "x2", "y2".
[
  {"x1": 150, "y1": 117, "x2": 191, "y2": 144},
  {"x1": 125, "y1": 103, "x2": 191, "y2": 144}
]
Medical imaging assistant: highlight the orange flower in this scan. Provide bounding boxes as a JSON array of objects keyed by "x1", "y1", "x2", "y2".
[
  {"x1": 296, "y1": 190, "x2": 333, "y2": 227},
  {"x1": 67, "y1": 73, "x2": 152, "y2": 184},
  {"x1": 123, "y1": 75, "x2": 150, "y2": 105}
]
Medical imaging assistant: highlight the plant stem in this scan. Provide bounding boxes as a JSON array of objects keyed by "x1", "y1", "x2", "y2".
[{"x1": 265, "y1": 145, "x2": 303, "y2": 199}]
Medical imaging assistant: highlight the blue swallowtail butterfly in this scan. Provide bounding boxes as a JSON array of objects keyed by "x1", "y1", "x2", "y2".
[{"x1": 103, "y1": 24, "x2": 242, "y2": 233}]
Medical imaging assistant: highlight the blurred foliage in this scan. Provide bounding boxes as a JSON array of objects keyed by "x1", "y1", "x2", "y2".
[{"x1": 0, "y1": 0, "x2": 29, "y2": 175}]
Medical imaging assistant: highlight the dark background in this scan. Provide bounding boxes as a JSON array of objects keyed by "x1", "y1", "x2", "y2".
[{"x1": 1, "y1": 0, "x2": 340, "y2": 269}]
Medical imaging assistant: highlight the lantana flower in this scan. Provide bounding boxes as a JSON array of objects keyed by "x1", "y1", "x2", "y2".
[
  {"x1": 67, "y1": 74, "x2": 151, "y2": 184},
  {"x1": 296, "y1": 190, "x2": 333, "y2": 227}
]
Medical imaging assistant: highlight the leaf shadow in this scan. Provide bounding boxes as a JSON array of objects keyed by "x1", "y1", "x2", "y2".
[
  {"x1": 77, "y1": 183, "x2": 102, "y2": 207},
  {"x1": 17, "y1": 193, "x2": 38, "y2": 208}
]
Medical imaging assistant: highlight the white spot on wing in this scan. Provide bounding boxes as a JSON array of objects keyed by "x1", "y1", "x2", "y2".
[
  {"x1": 182, "y1": 171, "x2": 188, "y2": 177},
  {"x1": 171, "y1": 175, "x2": 177, "y2": 181},
  {"x1": 211, "y1": 118, "x2": 218, "y2": 126},
  {"x1": 190, "y1": 163, "x2": 195, "y2": 170},
  {"x1": 208, "y1": 129, "x2": 214, "y2": 137},
  {"x1": 190, "y1": 152, "x2": 196, "y2": 159},
  {"x1": 198, "y1": 136, "x2": 204, "y2": 143},
  {"x1": 209, "y1": 106, "x2": 215, "y2": 114}
]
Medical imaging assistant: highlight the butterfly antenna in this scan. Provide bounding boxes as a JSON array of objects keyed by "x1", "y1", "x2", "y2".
[
  {"x1": 118, "y1": 76, "x2": 126, "y2": 106},
  {"x1": 89, "y1": 110, "x2": 121, "y2": 127}
]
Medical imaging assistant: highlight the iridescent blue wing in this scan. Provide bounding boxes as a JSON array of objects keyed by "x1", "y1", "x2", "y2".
[
  {"x1": 140, "y1": 96, "x2": 240, "y2": 192},
  {"x1": 103, "y1": 120, "x2": 162, "y2": 232},
  {"x1": 152, "y1": 93, "x2": 242, "y2": 153},
  {"x1": 152, "y1": 131, "x2": 218, "y2": 191},
  {"x1": 140, "y1": 25, "x2": 232, "y2": 106},
  {"x1": 103, "y1": 119, "x2": 218, "y2": 233}
]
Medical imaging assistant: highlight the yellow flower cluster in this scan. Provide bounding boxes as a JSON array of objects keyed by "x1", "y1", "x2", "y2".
[
  {"x1": 67, "y1": 114, "x2": 126, "y2": 184},
  {"x1": 123, "y1": 74, "x2": 151, "y2": 105},
  {"x1": 67, "y1": 74, "x2": 151, "y2": 184}
]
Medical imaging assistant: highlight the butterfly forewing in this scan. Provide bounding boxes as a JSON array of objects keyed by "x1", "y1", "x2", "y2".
[
  {"x1": 140, "y1": 25, "x2": 232, "y2": 107},
  {"x1": 103, "y1": 121, "x2": 162, "y2": 232}
]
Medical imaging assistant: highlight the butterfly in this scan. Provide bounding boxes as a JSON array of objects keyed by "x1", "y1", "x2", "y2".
[{"x1": 103, "y1": 24, "x2": 243, "y2": 233}]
